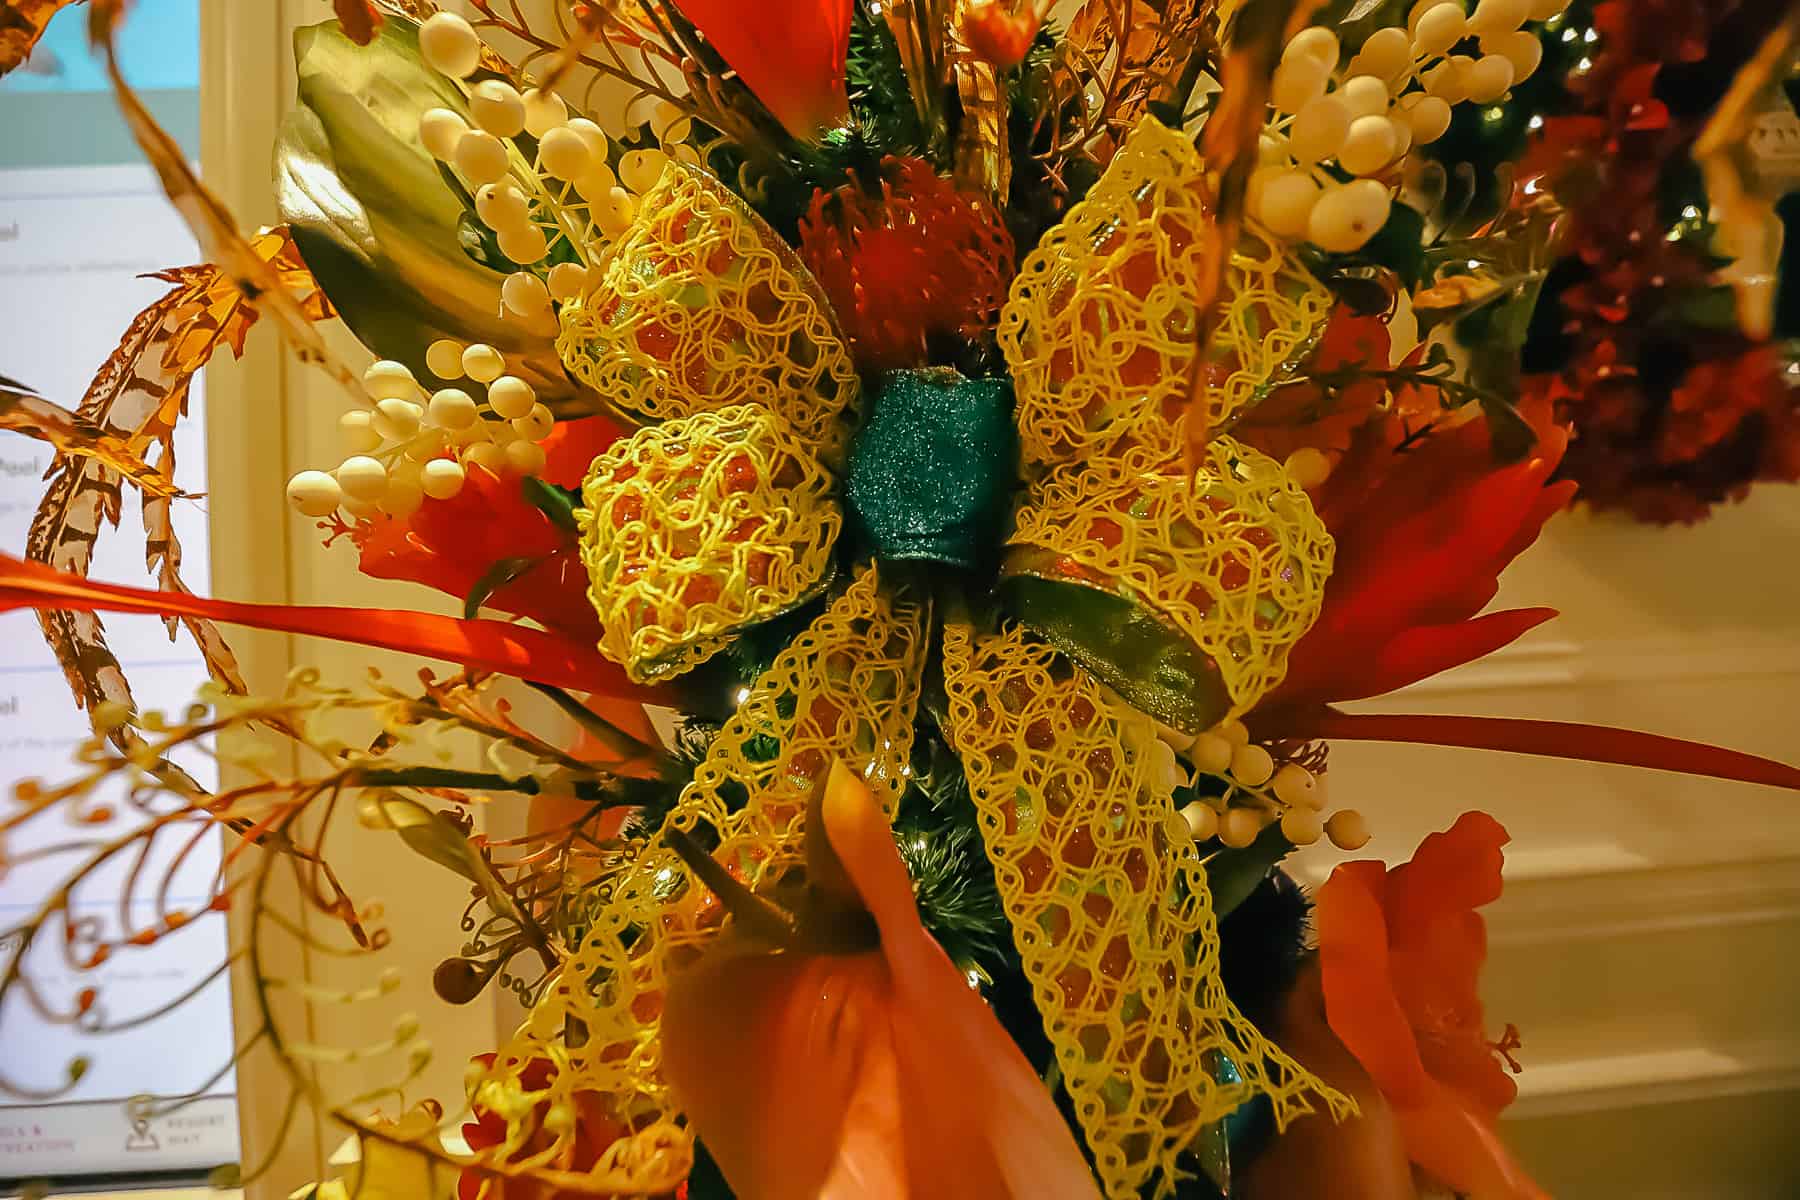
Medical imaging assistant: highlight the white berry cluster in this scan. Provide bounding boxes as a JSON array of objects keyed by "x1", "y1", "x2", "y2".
[
  {"x1": 412, "y1": 13, "x2": 700, "y2": 329},
  {"x1": 1252, "y1": 0, "x2": 1568, "y2": 254},
  {"x1": 1153, "y1": 719, "x2": 1372, "y2": 852},
  {"x1": 284, "y1": 343, "x2": 555, "y2": 521}
]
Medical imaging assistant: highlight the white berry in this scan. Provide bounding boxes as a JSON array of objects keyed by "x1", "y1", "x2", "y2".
[
  {"x1": 502, "y1": 271, "x2": 551, "y2": 317},
  {"x1": 1291, "y1": 94, "x2": 1351, "y2": 163},
  {"x1": 1230, "y1": 743, "x2": 1275, "y2": 787},
  {"x1": 1326, "y1": 809, "x2": 1371, "y2": 850},
  {"x1": 464, "y1": 441, "x2": 506, "y2": 477},
  {"x1": 522, "y1": 88, "x2": 569, "y2": 138},
  {"x1": 1412, "y1": 3, "x2": 1466, "y2": 57},
  {"x1": 1218, "y1": 807, "x2": 1266, "y2": 849},
  {"x1": 1181, "y1": 801, "x2": 1220, "y2": 842},
  {"x1": 419, "y1": 13, "x2": 482, "y2": 79},
  {"x1": 380, "y1": 477, "x2": 425, "y2": 518},
  {"x1": 596, "y1": 187, "x2": 635, "y2": 236},
  {"x1": 454, "y1": 130, "x2": 510, "y2": 186},
  {"x1": 1399, "y1": 93, "x2": 1454, "y2": 143},
  {"x1": 372, "y1": 397, "x2": 424, "y2": 441},
  {"x1": 1271, "y1": 55, "x2": 1331, "y2": 114},
  {"x1": 619, "y1": 148, "x2": 670, "y2": 195},
  {"x1": 512, "y1": 402, "x2": 555, "y2": 442},
  {"x1": 486, "y1": 375, "x2": 537, "y2": 420},
  {"x1": 1283, "y1": 26, "x2": 1340, "y2": 69},
  {"x1": 1281, "y1": 808, "x2": 1325, "y2": 846},
  {"x1": 363, "y1": 360, "x2": 418, "y2": 401},
  {"x1": 538, "y1": 126, "x2": 593, "y2": 182},
  {"x1": 575, "y1": 162, "x2": 619, "y2": 203},
  {"x1": 470, "y1": 80, "x2": 526, "y2": 138},
  {"x1": 547, "y1": 262, "x2": 589, "y2": 303},
  {"x1": 1255, "y1": 169, "x2": 1322, "y2": 239},
  {"x1": 564, "y1": 118, "x2": 609, "y2": 160},
  {"x1": 427, "y1": 388, "x2": 479, "y2": 430},
  {"x1": 335, "y1": 455, "x2": 389, "y2": 502},
  {"x1": 1467, "y1": 0, "x2": 1531, "y2": 36},
  {"x1": 1308, "y1": 179, "x2": 1393, "y2": 252},
  {"x1": 340, "y1": 409, "x2": 382, "y2": 452},
  {"x1": 1339, "y1": 114, "x2": 1401, "y2": 175},
  {"x1": 462, "y1": 344, "x2": 507, "y2": 384},
  {"x1": 1464, "y1": 53, "x2": 1516, "y2": 102},
  {"x1": 420, "y1": 458, "x2": 467, "y2": 500},
  {"x1": 1339, "y1": 75, "x2": 1390, "y2": 120},
  {"x1": 497, "y1": 223, "x2": 548, "y2": 265},
  {"x1": 1483, "y1": 31, "x2": 1543, "y2": 82},
  {"x1": 425, "y1": 339, "x2": 466, "y2": 380},
  {"x1": 286, "y1": 470, "x2": 342, "y2": 517},
  {"x1": 419, "y1": 108, "x2": 468, "y2": 161},
  {"x1": 476, "y1": 183, "x2": 531, "y2": 232},
  {"x1": 1358, "y1": 27, "x2": 1414, "y2": 83},
  {"x1": 503, "y1": 438, "x2": 547, "y2": 477}
]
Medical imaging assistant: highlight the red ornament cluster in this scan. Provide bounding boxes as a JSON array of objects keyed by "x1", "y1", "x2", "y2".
[
  {"x1": 798, "y1": 157, "x2": 1017, "y2": 372},
  {"x1": 1520, "y1": 0, "x2": 1800, "y2": 523}
]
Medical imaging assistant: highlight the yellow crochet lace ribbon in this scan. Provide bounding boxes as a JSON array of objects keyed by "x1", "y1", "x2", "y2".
[
  {"x1": 481, "y1": 566, "x2": 928, "y2": 1191},
  {"x1": 942, "y1": 621, "x2": 1354, "y2": 1199},
  {"x1": 578, "y1": 404, "x2": 843, "y2": 682},
  {"x1": 997, "y1": 114, "x2": 1330, "y2": 469},
  {"x1": 1004, "y1": 434, "x2": 1334, "y2": 724},
  {"x1": 556, "y1": 162, "x2": 862, "y2": 464}
]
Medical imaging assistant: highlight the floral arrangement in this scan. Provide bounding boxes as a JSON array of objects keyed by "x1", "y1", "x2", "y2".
[{"x1": 2, "y1": 1, "x2": 1799, "y2": 1198}]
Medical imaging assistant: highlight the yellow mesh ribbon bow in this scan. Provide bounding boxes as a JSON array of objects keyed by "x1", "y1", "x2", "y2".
[
  {"x1": 528, "y1": 139, "x2": 1346, "y2": 1198},
  {"x1": 998, "y1": 114, "x2": 1330, "y2": 471}
]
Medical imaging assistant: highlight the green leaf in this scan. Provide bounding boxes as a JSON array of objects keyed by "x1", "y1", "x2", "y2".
[
  {"x1": 463, "y1": 555, "x2": 540, "y2": 619},
  {"x1": 276, "y1": 16, "x2": 580, "y2": 408},
  {"x1": 521, "y1": 476, "x2": 582, "y2": 532},
  {"x1": 1204, "y1": 824, "x2": 1295, "y2": 919}
]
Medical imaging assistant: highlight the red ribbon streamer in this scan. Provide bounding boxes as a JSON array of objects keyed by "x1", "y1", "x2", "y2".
[
  {"x1": 0, "y1": 552, "x2": 667, "y2": 705},
  {"x1": 1285, "y1": 708, "x2": 1800, "y2": 792}
]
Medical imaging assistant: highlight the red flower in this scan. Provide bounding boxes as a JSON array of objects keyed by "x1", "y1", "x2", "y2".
[
  {"x1": 1258, "y1": 405, "x2": 1576, "y2": 717},
  {"x1": 348, "y1": 415, "x2": 623, "y2": 642},
  {"x1": 799, "y1": 158, "x2": 1017, "y2": 372},
  {"x1": 1315, "y1": 813, "x2": 1546, "y2": 1200},
  {"x1": 673, "y1": 0, "x2": 852, "y2": 139}
]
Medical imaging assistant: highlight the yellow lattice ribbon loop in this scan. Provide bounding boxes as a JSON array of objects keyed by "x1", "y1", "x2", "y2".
[
  {"x1": 941, "y1": 621, "x2": 1354, "y2": 1200},
  {"x1": 997, "y1": 114, "x2": 1330, "y2": 468},
  {"x1": 578, "y1": 404, "x2": 842, "y2": 682},
  {"x1": 484, "y1": 566, "x2": 928, "y2": 1191},
  {"x1": 1002, "y1": 434, "x2": 1334, "y2": 730},
  {"x1": 556, "y1": 162, "x2": 862, "y2": 464}
]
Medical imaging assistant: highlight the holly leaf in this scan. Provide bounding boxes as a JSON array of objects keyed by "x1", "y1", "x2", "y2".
[
  {"x1": 521, "y1": 476, "x2": 582, "y2": 532},
  {"x1": 463, "y1": 555, "x2": 541, "y2": 619},
  {"x1": 1204, "y1": 824, "x2": 1296, "y2": 919}
]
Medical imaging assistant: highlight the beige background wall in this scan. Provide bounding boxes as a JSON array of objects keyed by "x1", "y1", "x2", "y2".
[{"x1": 193, "y1": 2, "x2": 1800, "y2": 1197}]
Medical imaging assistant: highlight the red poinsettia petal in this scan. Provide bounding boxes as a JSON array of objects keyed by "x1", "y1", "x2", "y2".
[
  {"x1": 672, "y1": 0, "x2": 851, "y2": 138},
  {"x1": 0, "y1": 552, "x2": 666, "y2": 703},
  {"x1": 1278, "y1": 607, "x2": 1559, "y2": 711}
]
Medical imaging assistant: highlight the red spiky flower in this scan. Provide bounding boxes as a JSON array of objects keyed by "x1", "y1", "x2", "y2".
[{"x1": 798, "y1": 157, "x2": 1017, "y2": 371}]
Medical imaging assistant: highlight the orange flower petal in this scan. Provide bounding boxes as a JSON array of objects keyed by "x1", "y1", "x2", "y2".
[
  {"x1": 1316, "y1": 861, "x2": 1436, "y2": 1109},
  {"x1": 662, "y1": 764, "x2": 1100, "y2": 1200},
  {"x1": 1392, "y1": 1084, "x2": 1550, "y2": 1200}
]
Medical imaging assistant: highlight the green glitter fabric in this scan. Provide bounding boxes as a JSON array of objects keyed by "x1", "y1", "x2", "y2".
[{"x1": 845, "y1": 368, "x2": 1018, "y2": 569}]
